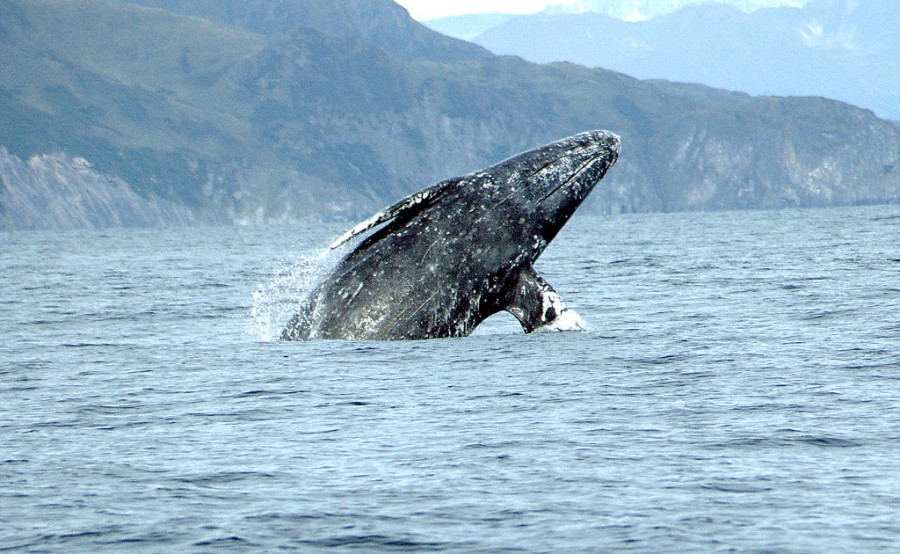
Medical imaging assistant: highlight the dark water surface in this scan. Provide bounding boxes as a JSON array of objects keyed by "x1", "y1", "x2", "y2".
[{"x1": 2, "y1": 206, "x2": 898, "y2": 552}]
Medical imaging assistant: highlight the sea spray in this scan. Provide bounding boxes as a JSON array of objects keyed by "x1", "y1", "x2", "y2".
[{"x1": 249, "y1": 246, "x2": 339, "y2": 341}]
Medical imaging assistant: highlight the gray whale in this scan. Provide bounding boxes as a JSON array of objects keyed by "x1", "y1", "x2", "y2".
[{"x1": 282, "y1": 130, "x2": 620, "y2": 341}]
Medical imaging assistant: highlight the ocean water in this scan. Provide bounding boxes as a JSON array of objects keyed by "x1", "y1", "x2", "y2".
[{"x1": 1, "y1": 205, "x2": 898, "y2": 552}]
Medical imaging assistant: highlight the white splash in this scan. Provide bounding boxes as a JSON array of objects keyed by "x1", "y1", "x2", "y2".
[
  {"x1": 249, "y1": 247, "x2": 337, "y2": 342},
  {"x1": 535, "y1": 309, "x2": 587, "y2": 333}
]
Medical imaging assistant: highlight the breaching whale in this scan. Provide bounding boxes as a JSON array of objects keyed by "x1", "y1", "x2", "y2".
[{"x1": 282, "y1": 130, "x2": 620, "y2": 341}]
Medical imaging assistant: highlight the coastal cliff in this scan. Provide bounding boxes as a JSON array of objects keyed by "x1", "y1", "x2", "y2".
[{"x1": 0, "y1": 148, "x2": 199, "y2": 229}]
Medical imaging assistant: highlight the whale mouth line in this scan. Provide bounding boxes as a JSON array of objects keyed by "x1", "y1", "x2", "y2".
[{"x1": 536, "y1": 151, "x2": 607, "y2": 204}]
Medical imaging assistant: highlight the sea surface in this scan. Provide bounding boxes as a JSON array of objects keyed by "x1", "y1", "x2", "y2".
[{"x1": 1, "y1": 205, "x2": 898, "y2": 552}]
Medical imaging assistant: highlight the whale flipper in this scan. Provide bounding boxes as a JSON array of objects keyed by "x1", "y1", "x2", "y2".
[
  {"x1": 503, "y1": 265, "x2": 581, "y2": 332},
  {"x1": 330, "y1": 179, "x2": 458, "y2": 249}
]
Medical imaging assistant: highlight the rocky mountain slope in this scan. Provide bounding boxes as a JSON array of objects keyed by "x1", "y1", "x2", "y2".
[
  {"x1": 0, "y1": 0, "x2": 897, "y2": 229},
  {"x1": 0, "y1": 148, "x2": 199, "y2": 229}
]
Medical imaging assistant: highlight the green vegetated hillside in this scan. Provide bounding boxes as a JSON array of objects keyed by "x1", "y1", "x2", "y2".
[
  {"x1": 123, "y1": 0, "x2": 493, "y2": 63},
  {"x1": 0, "y1": 0, "x2": 897, "y2": 229}
]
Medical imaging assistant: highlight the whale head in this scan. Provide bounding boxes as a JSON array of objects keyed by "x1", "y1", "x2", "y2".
[{"x1": 482, "y1": 129, "x2": 620, "y2": 258}]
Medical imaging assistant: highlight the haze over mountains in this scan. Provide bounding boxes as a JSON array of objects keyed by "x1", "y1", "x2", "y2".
[
  {"x1": 429, "y1": 0, "x2": 900, "y2": 122},
  {"x1": 424, "y1": 0, "x2": 811, "y2": 40},
  {"x1": 545, "y1": 0, "x2": 811, "y2": 19},
  {"x1": 0, "y1": 0, "x2": 897, "y2": 229}
]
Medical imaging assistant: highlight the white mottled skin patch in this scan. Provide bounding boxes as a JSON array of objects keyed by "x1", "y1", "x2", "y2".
[
  {"x1": 329, "y1": 186, "x2": 445, "y2": 249},
  {"x1": 536, "y1": 290, "x2": 585, "y2": 332},
  {"x1": 329, "y1": 211, "x2": 383, "y2": 249},
  {"x1": 535, "y1": 308, "x2": 587, "y2": 333},
  {"x1": 541, "y1": 289, "x2": 565, "y2": 322}
]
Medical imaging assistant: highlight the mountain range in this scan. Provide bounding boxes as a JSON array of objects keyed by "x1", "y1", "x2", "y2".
[
  {"x1": 542, "y1": 0, "x2": 811, "y2": 19},
  {"x1": 432, "y1": 0, "x2": 900, "y2": 122},
  {"x1": 424, "y1": 1, "x2": 812, "y2": 41},
  {"x1": 0, "y1": 0, "x2": 897, "y2": 229}
]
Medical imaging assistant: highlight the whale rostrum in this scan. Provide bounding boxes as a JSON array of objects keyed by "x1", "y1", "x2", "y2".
[{"x1": 282, "y1": 130, "x2": 621, "y2": 341}]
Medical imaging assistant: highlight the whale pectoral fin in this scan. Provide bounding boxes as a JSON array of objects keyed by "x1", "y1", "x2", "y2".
[
  {"x1": 503, "y1": 266, "x2": 585, "y2": 333},
  {"x1": 330, "y1": 178, "x2": 459, "y2": 249},
  {"x1": 502, "y1": 266, "x2": 582, "y2": 333}
]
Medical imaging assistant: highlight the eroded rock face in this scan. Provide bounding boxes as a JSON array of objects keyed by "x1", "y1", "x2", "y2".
[
  {"x1": 0, "y1": 148, "x2": 198, "y2": 230},
  {"x1": 649, "y1": 101, "x2": 900, "y2": 212}
]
